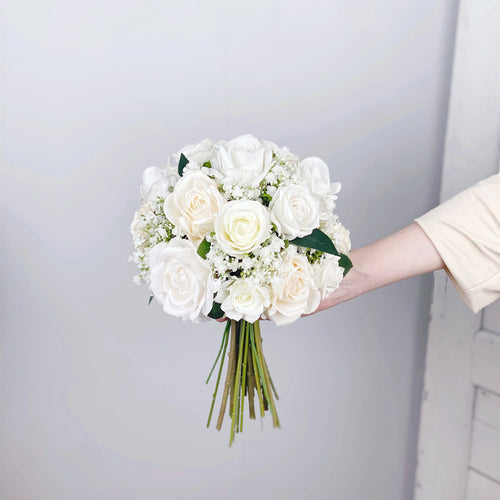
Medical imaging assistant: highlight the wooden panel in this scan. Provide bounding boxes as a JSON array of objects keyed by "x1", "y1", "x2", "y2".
[
  {"x1": 484, "y1": 300, "x2": 500, "y2": 336},
  {"x1": 415, "y1": 273, "x2": 480, "y2": 500},
  {"x1": 470, "y1": 419, "x2": 500, "y2": 483},
  {"x1": 476, "y1": 389, "x2": 500, "y2": 430},
  {"x1": 472, "y1": 331, "x2": 500, "y2": 395},
  {"x1": 466, "y1": 469, "x2": 500, "y2": 500}
]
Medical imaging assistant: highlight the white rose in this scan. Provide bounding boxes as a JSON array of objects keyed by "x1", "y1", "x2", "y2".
[
  {"x1": 314, "y1": 254, "x2": 344, "y2": 299},
  {"x1": 149, "y1": 239, "x2": 214, "y2": 322},
  {"x1": 267, "y1": 247, "x2": 321, "y2": 326},
  {"x1": 220, "y1": 279, "x2": 271, "y2": 323},
  {"x1": 298, "y1": 157, "x2": 341, "y2": 215},
  {"x1": 164, "y1": 170, "x2": 226, "y2": 247},
  {"x1": 140, "y1": 164, "x2": 179, "y2": 203},
  {"x1": 270, "y1": 184, "x2": 320, "y2": 239},
  {"x1": 332, "y1": 223, "x2": 351, "y2": 255},
  {"x1": 214, "y1": 199, "x2": 271, "y2": 257},
  {"x1": 179, "y1": 138, "x2": 215, "y2": 166},
  {"x1": 212, "y1": 134, "x2": 273, "y2": 186}
]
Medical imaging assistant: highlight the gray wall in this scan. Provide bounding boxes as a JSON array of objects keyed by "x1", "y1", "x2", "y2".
[{"x1": 0, "y1": 1, "x2": 458, "y2": 499}]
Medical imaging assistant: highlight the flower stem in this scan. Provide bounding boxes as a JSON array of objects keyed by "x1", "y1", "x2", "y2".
[
  {"x1": 247, "y1": 345, "x2": 256, "y2": 419},
  {"x1": 230, "y1": 320, "x2": 245, "y2": 446},
  {"x1": 264, "y1": 356, "x2": 279, "y2": 401},
  {"x1": 206, "y1": 320, "x2": 230, "y2": 428},
  {"x1": 210, "y1": 319, "x2": 280, "y2": 443},
  {"x1": 206, "y1": 320, "x2": 230, "y2": 385},
  {"x1": 253, "y1": 321, "x2": 280, "y2": 428},
  {"x1": 249, "y1": 323, "x2": 265, "y2": 417},
  {"x1": 216, "y1": 320, "x2": 237, "y2": 431},
  {"x1": 240, "y1": 321, "x2": 250, "y2": 431},
  {"x1": 229, "y1": 324, "x2": 238, "y2": 417}
]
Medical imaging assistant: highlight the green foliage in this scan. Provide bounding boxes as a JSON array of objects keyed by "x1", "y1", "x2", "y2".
[
  {"x1": 291, "y1": 228, "x2": 339, "y2": 256},
  {"x1": 261, "y1": 192, "x2": 272, "y2": 205},
  {"x1": 339, "y1": 253, "x2": 353, "y2": 276},
  {"x1": 208, "y1": 302, "x2": 224, "y2": 319},
  {"x1": 178, "y1": 153, "x2": 189, "y2": 176},
  {"x1": 306, "y1": 249, "x2": 323, "y2": 265},
  {"x1": 197, "y1": 239, "x2": 211, "y2": 259}
]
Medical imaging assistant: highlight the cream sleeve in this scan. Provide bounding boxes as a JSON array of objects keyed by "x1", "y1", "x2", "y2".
[{"x1": 415, "y1": 174, "x2": 500, "y2": 313}]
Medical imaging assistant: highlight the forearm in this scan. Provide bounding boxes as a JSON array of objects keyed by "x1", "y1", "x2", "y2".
[{"x1": 316, "y1": 223, "x2": 444, "y2": 312}]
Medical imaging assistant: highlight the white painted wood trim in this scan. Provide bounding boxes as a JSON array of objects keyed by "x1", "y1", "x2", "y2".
[
  {"x1": 475, "y1": 389, "x2": 500, "y2": 430},
  {"x1": 466, "y1": 469, "x2": 500, "y2": 500},
  {"x1": 414, "y1": 274, "x2": 480, "y2": 500},
  {"x1": 470, "y1": 389, "x2": 500, "y2": 484},
  {"x1": 470, "y1": 419, "x2": 500, "y2": 483},
  {"x1": 472, "y1": 331, "x2": 500, "y2": 395}
]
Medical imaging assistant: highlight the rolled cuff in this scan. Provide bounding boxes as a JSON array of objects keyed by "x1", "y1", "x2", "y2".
[{"x1": 415, "y1": 174, "x2": 500, "y2": 313}]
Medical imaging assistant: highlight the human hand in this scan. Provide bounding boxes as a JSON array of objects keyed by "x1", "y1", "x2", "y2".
[{"x1": 309, "y1": 222, "x2": 444, "y2": 316}]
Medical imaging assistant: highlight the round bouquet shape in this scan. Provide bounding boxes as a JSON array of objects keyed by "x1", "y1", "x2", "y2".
[{"x1": 130, "y1": 134, "x2": 352, "y2": 445}]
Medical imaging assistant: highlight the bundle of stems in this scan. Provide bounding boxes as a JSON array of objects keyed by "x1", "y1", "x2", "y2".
[{"x1": 206, "y1": 319, "x2": 280, "y2": 445}]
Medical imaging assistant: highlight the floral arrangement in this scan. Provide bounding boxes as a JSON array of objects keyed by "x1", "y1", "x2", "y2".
[{"x1": 130, "y1": 134, "x2": 352, "y2": 444}]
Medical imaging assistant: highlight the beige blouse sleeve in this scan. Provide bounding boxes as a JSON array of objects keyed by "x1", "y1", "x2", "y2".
[{"x1": 415, "y1": 174, "x2": 500, "y2": 313}]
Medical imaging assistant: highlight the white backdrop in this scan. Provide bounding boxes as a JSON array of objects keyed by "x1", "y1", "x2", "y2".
[{"x1": 0, "y1": 1, "x2": 458, "y2": 499}]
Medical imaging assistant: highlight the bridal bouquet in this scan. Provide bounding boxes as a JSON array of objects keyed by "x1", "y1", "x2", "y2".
[{"x1": 130, "y1": 134, "x2": 352, "y2": 445}]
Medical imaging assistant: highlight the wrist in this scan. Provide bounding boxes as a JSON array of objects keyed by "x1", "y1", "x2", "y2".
[{"x1": 348, "y1": 248, "x2": 372, "y2": 297}]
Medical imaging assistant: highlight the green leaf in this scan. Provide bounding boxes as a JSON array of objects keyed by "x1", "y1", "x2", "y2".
[
  {"x1": 203, "y1": 161, "x2": 212, "y2": 168},
  {"x1": 148, "y1": 294, "x2": 154, "y2": 305},
  {"x1": 178, "y1": 153, "x2": 189, "y2": 176},
  {"x1": 261, "y1": 192, "x2": 272, "y2": 205},
  {"x1": 291, "y1": 228, "x2": 339, "y2": 256},
  {"x1": 197, "y1": 238, "x2": 211, "y2": 259},
  {"x1": 339, "y1": 253, "x2": 353, "y2": 276},
  {"x1": 208, "y1": 302, "x2": 224, "y2": 319}
]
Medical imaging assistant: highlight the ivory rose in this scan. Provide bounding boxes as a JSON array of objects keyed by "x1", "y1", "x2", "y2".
[
  {"x1": 140, "y1": 164, "x2": 179, "y2": 203},
  {"x1": 298, "y1": 157, "x2": 341, "y2": 216},
  {"x1": 164, "y1": 170, "x2": 225, "y2": 246},
  {"x1": 149, "y1": 239, "x2": 214, "y2": 322},
  {"x1": 220, "y1": 278, "x2": 271, "y2": 323},
  {"x1": 214, "y1": 199, "x2": 271, "y2": 256},
  {"x1": 179, "y1": 138, "x2": 215, "y2": 166},
  {"x1": 213, "y1": 134, "x2": 273, "y2": 186},
  {"x1": 314, "y1": 254, "x2": 344, "y2": 299},
  {"x1": 332, "y1": 223, "x2": 352, "y2": 255},
  {"x1": 267, "y1": 247, "x2": 321, "y2": 326},
  {"x1": 269, "y1": 184, "x2": 320, "y2": 239}
]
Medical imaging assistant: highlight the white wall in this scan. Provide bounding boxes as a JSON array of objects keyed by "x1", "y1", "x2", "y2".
[{"x1": 0, "y1": 1, "x2": 458, "y2": 499}]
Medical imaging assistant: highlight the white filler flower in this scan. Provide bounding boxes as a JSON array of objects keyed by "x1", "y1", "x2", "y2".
[
  {"x1": 149, "y1": 238, "x2": 214, "y2": 322},
  {"x1": 214, "y1": 199, "x2": 271, "y2": 257},
  {"x1": 164, "y1": 170, "x2": 226, "y2": 247},
  {"x1": 269, "y1": 184, "x2": 320, "y2": 239}
]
